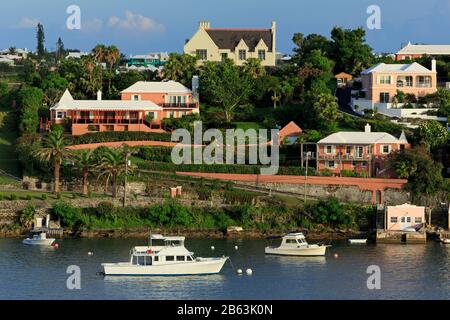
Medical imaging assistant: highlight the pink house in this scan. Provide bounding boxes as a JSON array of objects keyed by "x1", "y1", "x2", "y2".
[
  {"x1": 385, "y1": 203, "x2": 425, "y2": 231},
  {"x1": 317, "y1": 124, "x2": 410, "y2": 177}
]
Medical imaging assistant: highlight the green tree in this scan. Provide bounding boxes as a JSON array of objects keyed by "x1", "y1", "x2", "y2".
[
  {"x1": 200, "y1": 59, "x2": 252, "y2": 122},
  {"x1": 19, "y1": 205, "x2": 36, "y2": 228},
  {"x1": 163, "y1": 53, "x2": 198, "y2": 86},
  {"x1": 242, "y1": 58, "x2": 266, "y2": 79},
  {"x1": 313, "y1": 93, "x2": 342, "y2": 131},
  {"x1": 329, "y1": 27, "x2": 373, "y2": 75},
  {"x1": 92, "y1": 44, "x2": 107, "y2": 89},
  {"x1": 36, "y1": 129, "x2": 68, "y2": 193},
  {"x1": 41, "y1": 73, "x2": 69, "y2": 106},
  {"x1": 415, "y1": 120, "x2": 449, "y2": 149},
  {"x1": 18, "y1": 87, "x2": 44, "y2": 134},
  {"x1": 56, "y1": 37, "x2": 65, "y2": 60},
  {"x1": 73, "y1": 149, "x2": 94, "y2": 196},
  {"x1": 105, "y1": 45, "x2": 121, "y2": 92},
  {"x1": 388, "y1": 144, "x2": 444, "y2": 196},
  {"x1": 292, "y1": 33, "x2": 331, "y2": 63},
  {"x1": 97, "y1": 148, "x2": 126, "y2": 198},
  {"x1": 36, "y1": 23, "x2": 45, "y2": 58}
]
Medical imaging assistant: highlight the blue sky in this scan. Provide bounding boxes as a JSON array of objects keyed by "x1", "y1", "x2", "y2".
[{"x1": 1, "y1": 0, "x2": 450, "y2": 56}]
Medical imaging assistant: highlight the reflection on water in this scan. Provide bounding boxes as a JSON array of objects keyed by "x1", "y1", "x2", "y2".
[{"x1": 0, "y1": 238, "x2": 449, "y2": 299}]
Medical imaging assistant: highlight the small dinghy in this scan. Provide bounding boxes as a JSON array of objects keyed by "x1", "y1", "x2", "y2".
[
  {"x1": 348, "y1": 239, "x2": 367, "y2": 244},
  {"x1": 23, "y1": 230, "x2": 55, "y2": 246}
]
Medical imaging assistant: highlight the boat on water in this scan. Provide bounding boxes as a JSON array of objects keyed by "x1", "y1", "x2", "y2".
[
  {"x1": 442, "y1": 238, "x2": 450, "y2": 244},
  {"x1": 22, "y1": 230, "x2": 55, "y2": 246},
  {"x1": 265, "y1": 232, "x2": 330, "y2": 256},
  {"x1": 101, "y1": 234, "x2": 228, "y2": 276},
  {"x1": 348, "y1": 239, "x2": 367, "y2": 244}
]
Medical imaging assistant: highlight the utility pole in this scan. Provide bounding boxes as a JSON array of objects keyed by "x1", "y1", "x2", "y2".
[
  {"x1": 304, "y1": 151, "x2": 310, "y2": 203},
  {"x1": 123, "y1": 151, "x2": 130, "y2": 207}
]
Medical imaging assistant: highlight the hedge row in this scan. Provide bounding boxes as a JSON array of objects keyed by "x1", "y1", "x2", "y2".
[
  {"x1": 135, "y1": 159, "x2": 317, "y2": 176},
  {"x1": 65, "y1": 131, "x2": 173, "y2": 145}
]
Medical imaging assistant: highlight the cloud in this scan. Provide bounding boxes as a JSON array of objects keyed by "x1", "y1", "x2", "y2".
[
  {"x1": 107, "y1": 11, "x2": 164, "y2": 32},
  {"x1": 81, "y1": 18, "x2": 103, "y2": 33},
  {"x1": 13, "y1": 17, "x2": 40, "y2": 29}
]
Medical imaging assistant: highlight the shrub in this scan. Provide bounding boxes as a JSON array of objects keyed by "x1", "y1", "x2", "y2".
[
  {"x1": 10, "y1": 194, "x2": 17, "y2": 201},
  {"x1": 19, "y1": 204, "x2": 36, "y2": 228},
  {"x1": 307, "y1": 198, "x2": 352, "y2": 227},
  {"x1": 52, "y1": 201, "x2": 82, "y2": 227},
  {"x1": 25, "y1": 195, "x2": 32, "y2": 201},
  {"x1": 66, "y1": 131, "x2": 173, "y2": 145},
  {"x1": 0, "y1": 193, "x2": 3, "y2": 201},
  {"x1": 41, "y1": 194, "x2": 47, "y2": 200},
  {"x1": 319, "y1": 169, "x2": 333, "y2": 176},
  {"x1": 95, "y1": 202, "x2": 116, "y2": 219},
  {"x1": 56, "y1": 193, "x2": 62, "y2": 200}
]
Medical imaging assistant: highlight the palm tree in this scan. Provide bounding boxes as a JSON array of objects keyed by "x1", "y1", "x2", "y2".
[
  {"x1": 8, "y1": 46, "x2": 17, "y2": 55},
  {"x1": 163, "y1": 53, "x2": 197, "y2": 86},
  {"x1": 97, "y1": 148, "x2": 126, "y2": 198},
  {"x1": 92, "y1": 44, "x2": 106, "y2": 89},
  {"x1": 105, "y1": 45, "x2": 121, "y2": 92},
  {"x1": 268, "y1": 84, "x2": 283, "y2": 109},
  {"x1": 242, "y1": 58, "x2": 265, "y2": 79},
  {"x1": 73, "y1": 149, "x2": 94, "y2": 196},
  {"x1": 36, "y1": 129, "x2": 68, "y2": 193}
]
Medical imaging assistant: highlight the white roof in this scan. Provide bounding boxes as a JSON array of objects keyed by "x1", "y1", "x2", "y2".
[
  {"x1": 121, "y1": 81, "x2": 192, "y2": 94},
  {"x1": 397, "y1": 43, "x2": 450, "y2": 55},
  {"x1": 318, "y1": 131, "x2": 402, "y2": 144},
  {"x1": 150, "y1": 234, "x2": 185, "y2": 241},
  {"x1": 361, "y1": 62, "x2": 432, "y2": 75},
  {"x1": 51, "y1": 89, "x2": 161, "y2": 111}
]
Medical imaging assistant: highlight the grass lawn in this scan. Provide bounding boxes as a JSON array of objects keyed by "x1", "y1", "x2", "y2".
[
  {"x1": 0, "y1": 107, "x2": 20, "y2": 177},
  {"x1": 0, "y1": 189, "x2": 112, "y2": 201},
  {"x1": 233, "y1": 122, "x2": 263, "y2": 131}
]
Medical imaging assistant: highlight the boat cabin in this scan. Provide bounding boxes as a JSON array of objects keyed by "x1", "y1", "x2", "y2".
[
  {"x1": 280, "y1": 233, "x2": 308, "y2": 246},
  {"x1": 128, "y1": 234, "x2": 195, "y2": 266}
]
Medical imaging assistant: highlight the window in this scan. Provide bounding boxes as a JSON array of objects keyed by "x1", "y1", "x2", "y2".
[
  {"x1": 352, "y1": 161, "x2": 357, "y2": 167},
  {"x1": 380, "y1": 92, "x2": 390, "y2": 103},
  {"x1": 397, "y1": 76, "x2": 413, "y2": 87},
  {"x1": 221, "y1": 53, "x2": 228, "y2": 61},
  {"x1": 133, "y1": 95, "x2": 140, "y2": 101},
  {"x1": 196, "y1": 49, "x2": 207, "y2": 60},
  {"x1": 258, "y1": 50, "x2": 266, "y2": 61},
  {"x1": 154, "y1": 256, "x2": 159, "y2": 262},
  {"x1": 145, "y1": 256, "x2": 152, "y2": 265},
  {"x1": 187, "y1": 256, "x2": 193, "y2": 261},
  {"x1": 416, "y1": 76, "x2": 431, "y2": 88},
  {"x1": 401, "y1": 217, "x2": 406, "y2": 223},
  {"x1": 391, "y1": 217, "x2": 398, "y2": 223},
  {"x1": 238, "y1": 49, "x2": 246, "y2": 60},
  {"x1": 415, "y1": 217, "x2": 422, "y2": 223},
  {"x1": 382, "y1": 145, "x2": 390, "y2": 154},
  {"x1": 400, "y1": 144, "x2": 405, "y2": 151},
  {"x1": 345, "y1": 146, "x2": 352, "y2": 155},
  {"x1": 379, "y1": 75, "x2": 391, "y2": 84},
  {"x1": 176, "y1": 256, "x2": 185, "y2": 261},
  {"x1": 57, "y1": 112, "x2": 63, "y2": 119},
  {"x1": 286, "y1": 239, "x2": 297, "y2": 244},
  {"x1": 326, "y1": 161, "x2": 335, "y2": 168},
  {"x1": 356, "y1": 146, "x2": 364, "y2": 158},
  {"x1": 406, "y1": 217, "x2": 411, "y2": 223},
  {"x1": 325, "y1": 145, "x2": 333, "y2": 154},
  {"x1": 165, "y1": 256, "x2": 174, "y2": 261},
  {"x1": 361, "y1": 161, "x2": 367, "y2": 167}
]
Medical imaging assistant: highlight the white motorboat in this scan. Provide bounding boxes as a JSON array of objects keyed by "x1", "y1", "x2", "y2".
[
  {"x1": 265, "y1": 232, "x2": 330, "y2": 256},
  {"x1": 101, "y1": 234, "x2": 228, "y2": 276},
  {"x1": 22, "y1": 231, "x2": 55, "y2": 246},
  {"x1": 348, "y1": 239, "x2": 367, "y2": 244}
]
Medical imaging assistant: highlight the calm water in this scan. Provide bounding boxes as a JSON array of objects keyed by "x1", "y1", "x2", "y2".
[{"x1": 0, "y1": 237, "x2": 449, "y2": 300}]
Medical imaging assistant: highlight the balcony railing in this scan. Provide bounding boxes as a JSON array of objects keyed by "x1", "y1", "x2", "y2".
[
  {"x1": 161, "y1": 102, "x2": 198, "y2": 109},
  {"x1": 317, "y1": 153, "x2": 372, "y2": 161}
]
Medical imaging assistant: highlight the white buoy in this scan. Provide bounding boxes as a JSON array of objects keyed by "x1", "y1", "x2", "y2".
[
  {"x1": 88, "y1": 251, "x2": 93, "y2": 256},
  {"x1": 211, "y1": 246, "x2": 215, "y2": 250},
  {"x1": 236, "y1": 268, "x2": 243, "y2": 275},
  {"x1": 234, "y1": 245, "x2": 238, "y2": 250},
  {"x1": 333, "y1": 253, "x2": 339, "y2": 259},
  {"x1": 246, "y1": 268, "x2": 253, "y2": 276}
]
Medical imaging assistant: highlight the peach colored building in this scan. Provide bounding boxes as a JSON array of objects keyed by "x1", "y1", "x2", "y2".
[
  {"x1": 317, "y1": 124, "x2": 410, "y2": 177},
  {"x1": 278, "y1": 121, "x2": 302, "y2": 144},
  {"x1": 360, "y1": 61, "x2": 437, "y2": 104},
  {"x1": 385, "y1": 203, "x2": 425, "y2": 231},
  {"x1": 395, "y1": 42, "x2": 450, "y2": 61},
  {"x1": 50, "y1": 80, "x2": 199, "y2": 135}
]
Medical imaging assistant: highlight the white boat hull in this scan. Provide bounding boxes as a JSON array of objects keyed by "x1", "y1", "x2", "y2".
[
  {"x1": 265, "y1": 245, "x2": 328, "y2": 256},
  {"x1": 102, "y1": 257, "x2": 228, "y2": 276},
  {"x1": 22, "y1": 238, "x2": 55, "y2": 246},
  {"x1": 349, "y1": 239, "x2": 367, "y2": 244}
]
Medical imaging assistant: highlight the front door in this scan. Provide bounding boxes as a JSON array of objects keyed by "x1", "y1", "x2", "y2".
[{"x1": 400, "y1": 216, "x2": 412, "y2": 230}]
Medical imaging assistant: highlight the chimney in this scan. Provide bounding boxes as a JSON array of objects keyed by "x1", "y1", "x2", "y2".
[
  {"x1": 97, "y1": 90, "x2": 102, "y2": 101},
  {"x1": 199, "y1": 21, "x2": 211, "y2": 30},
  {"x1": 192, "y1": 75, "x2": 199, "y2": 102},
  {"x1": 364, "y1": 123, "x2": 371, "y2": 133},
  {"x1": 431, "y1": 59, "x2": 436, "y2": 72}
]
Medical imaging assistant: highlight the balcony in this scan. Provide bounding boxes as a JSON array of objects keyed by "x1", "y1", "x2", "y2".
[
  {"x1": 317, "y1": 153, "x2": 372, "y2": 161},
  {"x1": 161, "y1": 102, "x2": 199, "y2": 109}
]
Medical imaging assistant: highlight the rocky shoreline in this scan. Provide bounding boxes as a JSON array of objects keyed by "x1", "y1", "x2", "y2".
[{"x1": 0, "y1": 226, "x2": 370, "y2": 240}]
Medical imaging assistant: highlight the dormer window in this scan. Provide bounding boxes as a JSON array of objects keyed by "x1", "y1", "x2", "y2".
[
  {"x1": 258, "y1": 50, "x2": 266, "y2": 61},
  {"x1": 133, "y1": 95, "x2": 140, "y2": 101},
  {"x1": 238, "y1": 50, "x2": 246, "y2": 60}
]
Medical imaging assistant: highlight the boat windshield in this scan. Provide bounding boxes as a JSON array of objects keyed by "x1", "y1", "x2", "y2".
[{"x1": 149, "y1": 239, "x2": 184, "y2": 247}]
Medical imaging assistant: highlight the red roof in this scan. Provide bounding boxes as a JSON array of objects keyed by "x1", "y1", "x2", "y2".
[{"x1": 279, "y1": 121, "x2": 302, "y2": 139}]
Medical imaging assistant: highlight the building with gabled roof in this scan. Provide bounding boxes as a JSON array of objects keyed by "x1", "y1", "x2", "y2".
[
  {"x1": 317, "y1": 124, "x2": 410, "y2": 177},
  {"x1": 184, "y1": 21, "x2": 276, "y2": 66},
  {"x1": 395, "y1": 42, "x2": 450, "y2": 61}
]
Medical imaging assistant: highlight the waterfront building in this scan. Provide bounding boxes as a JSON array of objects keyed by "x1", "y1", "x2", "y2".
[
  {"x1": 385, "y1": 203, "x2": 425, "y2": 231},
  {"x1": 50, "y1": 80, "x2": 199, "y2": 135},
  {"x1": 184, "y1": 21, "x2": 276, "y2": 66},
  {"x1": 316, "y1": 124, "x2": 410, "y2": 177}
]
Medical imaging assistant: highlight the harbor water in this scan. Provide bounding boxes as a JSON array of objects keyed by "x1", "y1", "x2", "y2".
[{"x1": 0, "y1": 238, "x2": 449, "y2": 299}]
